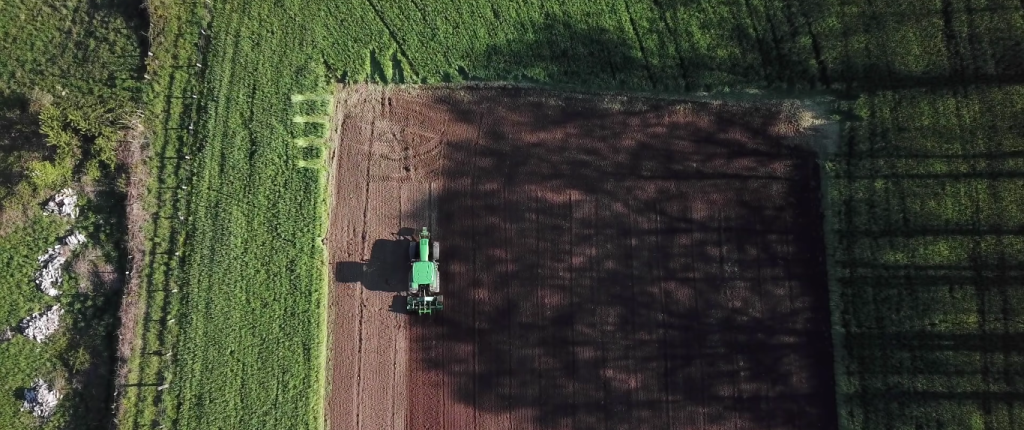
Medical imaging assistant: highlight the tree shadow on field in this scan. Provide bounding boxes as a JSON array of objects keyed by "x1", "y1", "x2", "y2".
[
  {"x1": 380, "y1": 8, "x2": 1024, "y2": 430},
  {"x1": 472, "y1": 15, "x2": 817, "y2": 93},
  {"x1": 823, "y1": 112, "x2": 1024, "y2": 429},
  {"x1": 0, "y1": 98, "x2": 51, "y2": 194},
  {"x1": 470, "y1": 11, "x2": 1024, "y2": 96},
  {"x1": 389, "y1": 83, "x2": 839, "y2": 430},
  {"x1": 476, "y1": 18, "x2": 655, "y2": 90}
]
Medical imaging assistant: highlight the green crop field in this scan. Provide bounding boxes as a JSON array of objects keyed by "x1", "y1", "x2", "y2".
[
  {"x1": 120, "y1": 0, "x2": 1024, "y2": 429},
  {"x1": 827, "y1": 88, "x2": 1024, "y2": 429},
  {"x1": 117, "y1": 1, "x2": 330, "y2": 429}
]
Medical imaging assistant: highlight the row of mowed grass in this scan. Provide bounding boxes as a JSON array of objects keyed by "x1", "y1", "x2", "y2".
[
  {"x1": 0, "y1": 0, "x2": 142, "y2": 428},
  {"x1": 131, "y1": 0, "x2": 1024, "y2": 429}
]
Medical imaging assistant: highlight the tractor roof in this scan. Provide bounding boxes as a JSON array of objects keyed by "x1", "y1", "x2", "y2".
[{"x1": 412, "y1": 261, "x2": 434, "y2": 285}]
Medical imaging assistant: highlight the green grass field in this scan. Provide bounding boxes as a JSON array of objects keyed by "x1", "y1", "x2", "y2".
[
  {"x1": 0, "y1": 0, "x2": 141, "y2": 428},
  {"x1": 0, "y1": 216, "x2": 65, "y2": 428},
  {"x1": 124, "y1": 0, "x2": 1024, "y2": 429}
]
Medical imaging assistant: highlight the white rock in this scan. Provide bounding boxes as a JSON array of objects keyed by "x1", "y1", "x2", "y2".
[
  {"x1": 43, "y1": 188, "x2": 78, "y2": 218},
  {"x1": 33, "y1": 232, "x2": 87, "y2": 296},
  {"x1": 21, "y1": 378, "x2": 60, "y2": 419},
  {"x1": 19, "y1": 305, "x2": 63, "y2": 343},
  {"x1": 34, "y1": 246, "x2": 66, "y2": 297},
  {"x1": 63, "y1": 231, "x2": 86, "y2": 249}
]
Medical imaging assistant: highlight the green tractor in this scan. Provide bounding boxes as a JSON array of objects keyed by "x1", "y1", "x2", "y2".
[{"x1": 407, "y1": 227, "x2": 442, "y2": 315}]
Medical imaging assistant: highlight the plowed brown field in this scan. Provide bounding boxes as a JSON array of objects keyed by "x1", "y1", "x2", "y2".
[{"x1": 325, "y1": 84, "x2": 838, "y2": 430}]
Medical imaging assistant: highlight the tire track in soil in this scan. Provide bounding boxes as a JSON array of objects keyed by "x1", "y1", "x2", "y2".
[
  {"x1": 496, "y1": 184, "x2": 513, "y2": 428},
  {"x1": 631, "y1": 207, "x2": 663, "y2": 429},
  {"x1": 571, "y1": 195, "x2": 601, "y2": 430},
  {"x1": 566, "y1": 192, "x2": 579, "y2": 430},
  {"x1": 509, "y1": 189, "x2": 540, "y2": 430},
  {"x1": 652, "y1": 204, "x2": 672, "y2": 430},
  {"x1": 326, "y1": 86, "x2": 373, "y2": 430},
  {"x1": 393, "y1": 304, "x2": 410, "y2": 430},
  {"x1": 746, "y1": 193, "x2": 775, "y2": 430},
  {"x1": 669, "y1": 201, "x2": 701, "y2": 429},
  {"x1": 602, "y1": 202, "x2": 636, "y2": 429},
  {"x1": 405, "y1": 181, "x2": 445, "y2": 430},
  {"x1": 591, "y1": 195, "x2": 615, "y2": 430},
  {"x1": 438, "y1": 122, "x2": 479, "y2": 430},
  {"x1": 499, "y1": 184, "x2": 517, "y2": 430},
  {"x1": 691, "y1": 200, "x2": 714, "y2": 430},
  {"x1": 718, "y1": 206, "x2": 744, "y2": 430},
  {"x1": 749, "y1": 209, "x2": 775, "y2": 430},
  {"x1": 502, "y1": 184, "x2": 526, "y2": 430},
  {"x1": 717, "y1": 208, "x2": 743, "y2": 429},
  {"x1": 592, "y1": 196, "x2": 614, "y2": 430},
  {"x1": 358, "y1": 181, "x2": 405, "y2": 430},
  {"x1": 473, "y1": 179, "x2": 511, "y2": 430},
  {"x1": 536, "y1": 194, "x2": 573, "y2": 430},
  {"x1": 468, "y1": 164, "x2": 485, "y2": 430}
]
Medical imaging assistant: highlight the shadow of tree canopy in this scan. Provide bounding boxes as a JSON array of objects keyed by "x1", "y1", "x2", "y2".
[
  {"x1": 462, "y1": 8, "x2": 1024, "y2": 95},
  {"x1": 474, "y1": 19, "x2": 658, "y2": 91},
  {"x1": 411, "y1": 13, "x2": 1024, "y2": 428},
  {"x1": 396, "y1": 84, "x2": 836, "y2": 429}
]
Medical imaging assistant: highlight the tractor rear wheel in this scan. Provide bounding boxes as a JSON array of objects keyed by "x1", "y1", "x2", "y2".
[
  {"x1": 431, "y1": 241, "x2": 440, "y2": 261},
  {"x1": 409, "y1": 242, "x2": 417, "y2": 261}
]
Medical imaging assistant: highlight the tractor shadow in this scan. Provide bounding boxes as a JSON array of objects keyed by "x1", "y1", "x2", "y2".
[
  {"x1": 388, "y1": 295, "x2": 408, "y2": 314},
  {"x1": 335, "y1": 229, "x2": 429, "y2": 314},
  {"x1": 334, "y1": 238, "x2": 411, "y2": 293}
]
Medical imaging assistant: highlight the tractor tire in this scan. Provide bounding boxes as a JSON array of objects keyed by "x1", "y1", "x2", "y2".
[
  {"x1": 430, "y1": 265, "x2": 440, "y2": 293},
  {"x1": 409, "y1": 242, "x2": 417, "y2": 261},
  {"x1": 432, "y1": 241, "x2": 440, "y2": 261}
]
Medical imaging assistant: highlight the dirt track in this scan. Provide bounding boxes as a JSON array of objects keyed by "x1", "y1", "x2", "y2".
[{"x1": 325, "y1": 84, "x2": 838, "y2": 430}]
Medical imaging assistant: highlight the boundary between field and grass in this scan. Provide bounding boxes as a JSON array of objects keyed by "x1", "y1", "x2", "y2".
[
  {"x1": 294, "y1": 82, "x2": 335, "y2": 430},
  {"x1": 313, "y1": 92, "x2": 338, "y2": 430}
]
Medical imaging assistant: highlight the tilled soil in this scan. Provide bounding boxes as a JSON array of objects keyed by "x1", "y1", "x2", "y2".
[{"x1": 325, "y1": 84, "x2": 837, "y2": 430}]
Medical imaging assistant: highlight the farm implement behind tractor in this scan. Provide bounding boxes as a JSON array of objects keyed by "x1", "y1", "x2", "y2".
[{"x1": 407, "y1": 227, "x2": 443, "y2": 315}]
